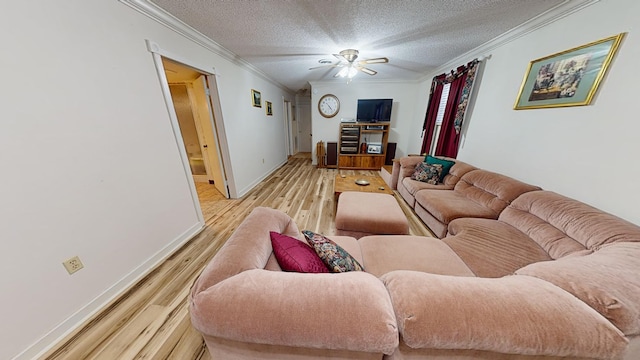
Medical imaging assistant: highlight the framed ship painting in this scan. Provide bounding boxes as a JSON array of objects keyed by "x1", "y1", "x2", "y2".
[{"x1": 514, "y1": 33, "x2": 625, "y2": 110}]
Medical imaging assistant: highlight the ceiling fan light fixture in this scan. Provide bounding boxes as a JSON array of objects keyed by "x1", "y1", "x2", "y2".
[
  {"x1": 337, "y1": 65, "x2": 358, "y2": 79},
  {"x1": 313, "y1": 48, "x2": 387, "y2": 82},
  {"x1": 339, "y1": 49, "x2": 359, "y2": 62}
]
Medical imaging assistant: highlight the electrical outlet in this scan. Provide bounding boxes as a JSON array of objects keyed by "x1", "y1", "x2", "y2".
[{"x1": 62, "y1": 256, "x2": 84, "y2": 275}]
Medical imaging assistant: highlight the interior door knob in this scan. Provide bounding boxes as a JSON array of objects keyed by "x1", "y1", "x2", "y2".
[{"x1": 203, "y1": 144, "x2": 208, "y2": 148}]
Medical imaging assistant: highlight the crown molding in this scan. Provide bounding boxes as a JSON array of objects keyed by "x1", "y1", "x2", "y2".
[
  {"x1": 118, "y1": 0, "x2": 293, "y2": 93},
  {"x1": 309, "y1": 78, "x2": 422, "y2": 88},
  {"x1": 418, "y1": 0, "x2": 600, "y2": 82},
  {"x1": 120, "y1": 0, "x2": 597, "y2": 91}
]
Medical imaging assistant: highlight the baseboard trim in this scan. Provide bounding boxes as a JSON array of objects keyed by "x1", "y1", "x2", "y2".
[
  {"x1": 236, "y1": 159, "x2": 288, "y2": 197},
  {"x1": 15, "y1": 221, "x2": 205, "y2": 360}
]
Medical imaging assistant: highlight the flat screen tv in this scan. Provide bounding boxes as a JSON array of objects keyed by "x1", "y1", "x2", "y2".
[{"x1": 357, "y1": 98, "x2": 393, "y2": 122}]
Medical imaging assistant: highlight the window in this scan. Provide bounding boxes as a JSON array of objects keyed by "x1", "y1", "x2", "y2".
[{"x1": 430, "y1": 83, "x2": 450, "y2": 154}]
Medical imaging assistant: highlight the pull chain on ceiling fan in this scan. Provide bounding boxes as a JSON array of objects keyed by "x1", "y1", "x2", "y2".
[{"x1": 309, "y1": 49, "x2": 389, "y2": 81}]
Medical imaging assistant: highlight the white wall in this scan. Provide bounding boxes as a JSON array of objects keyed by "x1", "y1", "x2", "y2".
[
  {"x1": 309, "y1": 81, "x2": 422, "y2": 163},
  {"x1": 427, "y1": 0, "x2": 640, "y2": 225},
  {"x1": 1, "y1": 1, "x2": 293, "y2": 359}
]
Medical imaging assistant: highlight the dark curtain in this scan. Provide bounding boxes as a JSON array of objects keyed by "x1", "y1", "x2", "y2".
[
  {"x1": 420, "y1": 74, "x2": 446, "y2": 155},
  {"x1": 421, "y1": 59, "x2": 479, "y2": 158},
  {"x1": 434, "y1": 66, "x2": 467, "y2": 158}
]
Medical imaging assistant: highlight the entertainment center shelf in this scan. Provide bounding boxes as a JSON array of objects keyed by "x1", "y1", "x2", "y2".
[{"x1": 338, "y1": 123, "x2": 389, "y2": 170}]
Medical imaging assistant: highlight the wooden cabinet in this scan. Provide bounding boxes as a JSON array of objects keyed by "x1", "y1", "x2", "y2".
[
  {"x1": 338, "y1": 123, "x2": 389, "y2": 170},
  {"x1": 338, "y1": 154, "x2": 385, "y2": 169}
]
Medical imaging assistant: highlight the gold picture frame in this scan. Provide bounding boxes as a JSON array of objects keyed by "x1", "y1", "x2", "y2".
[
  {"x1": 265, "y1": 101, "x2": 273, "y2": 116},
  {"x1": 251, "y1": 89, "x2": 261, "y2": 108},
  {"x1": 514, "y1": 33, "x2": 625, "y2": 110}
]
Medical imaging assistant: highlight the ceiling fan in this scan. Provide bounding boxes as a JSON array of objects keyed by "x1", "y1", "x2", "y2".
[{"x1": 309, "y1": 49, "x2": 389, "y2": 80}]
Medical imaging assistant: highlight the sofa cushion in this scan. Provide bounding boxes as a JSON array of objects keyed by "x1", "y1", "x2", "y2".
[
  {"x1": 452, "y1": 169, "x2": 541, "y2": 215},
  {"x1": 399, "y1": 156, "x2": 426, "y2": 178},
  {"x1": 192, "y1": 207, "x2": 302, "y2": 293},
  {"x1": 381, "y1": 271, "x2": 628, "y2": 359},
  {"x1": 401, "y1": 177, "x2": 454, "y2": 196},
  {"x1": 445, "y1": 218, "x2": 552, "y2": 277},
  {"x1": 269, "y1": 232, "x2": 329, "y2": 273},
  {"x1": 415, "y1": 189, "x2": 498, "y2": 224},
  {"x1": 358, "y1": 235, "x2": 475, "y2": 278},
  {"x1": 410, "y1": 162, "x2": 442, "y2": 184},
  {"x1": 303, "y1": 230, "x2": 363, "y2": 272},
  {"x1": 425, "y1": 155, "x2": 455, "y2": 181},
  {"x1": 192, "y1": 269, "x2": 399, "y2": 355},
  {"x1": 517, "y1": 242, "x2": 640, "y2": 336},
  {"x1": 501, "y1": 190, "x2": 640, "y2": 258},
  {"x1": 329, "y1": 235, "x2": 365, "y2": 267},
  {"x1": 441, "y1": 159, "x2": 477, "y2": 187},
  {"x1": 396, "y1": 156, "x2": 473, "y2": 208}
]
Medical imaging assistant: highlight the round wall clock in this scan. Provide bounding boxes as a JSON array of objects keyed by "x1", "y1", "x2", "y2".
[{"x1": 318, "y1": 94, "x2": 340, "y2": 118}]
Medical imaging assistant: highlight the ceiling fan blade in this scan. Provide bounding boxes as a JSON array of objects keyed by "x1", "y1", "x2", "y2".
[
  {"x1": 358, "y1": 58, "x2": 389, "y2": 65},
  {"x1": 309, "y1": 64, "x2": 339, "y2": 70},
  {"x1": 359, "y1": 67, "x2": 378, "y2": 75},
  {"x1": 359, "y1": 57, "x2": 389, "y2": 65}
]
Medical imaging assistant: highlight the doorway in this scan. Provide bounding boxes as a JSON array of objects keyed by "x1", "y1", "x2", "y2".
[
  {"x1": 283, "y1": 99, "x2": 293, "y2": 156},
  {"x1": 162, "y1": 58, "x2": 229, "y2": 199},
  {"x1": 297, "y1": 101, "x2": 312, "y2": 153}
]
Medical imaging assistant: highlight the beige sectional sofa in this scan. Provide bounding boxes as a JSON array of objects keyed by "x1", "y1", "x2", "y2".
[
  {"x1": 190, "y1": 193, "x2": 640, "y2": 359},
  {"x1": 189, "y1": 207, "x2": 398, "y2": 360},
  {"x1": 395, "y1": 155, "x2": 476, "y2": 209},
  {"x1": 394, "y1": 156, "x2": 542, "y2": 238}
]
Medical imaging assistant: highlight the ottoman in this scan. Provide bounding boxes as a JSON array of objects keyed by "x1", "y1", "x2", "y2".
[{"x1": 335, "y1": 191, "x2": 410, "y2": 239}]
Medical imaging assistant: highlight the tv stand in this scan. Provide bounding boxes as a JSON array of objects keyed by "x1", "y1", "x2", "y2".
[{"x1": 338, "y1": 123, "x2": 389, "y2": 170}]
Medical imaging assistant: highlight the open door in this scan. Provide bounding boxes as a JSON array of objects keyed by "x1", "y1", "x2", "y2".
[{"x1": 191, "y1": 75, "x2": 228, "y2": 198}]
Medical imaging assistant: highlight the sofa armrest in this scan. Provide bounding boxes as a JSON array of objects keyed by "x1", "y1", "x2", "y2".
[
  {"x1": 399, "y1": 156, "x2": 425, "y2": 178},
  {"x1": 387, "y1": 160, "x2": 401, "y2": 189},
  {"x1": 190, "y1": 269, "x2": 399, "y2": 355},
  {"x1": 381, "y1": 271, "x2": 627, "y2": 359}
]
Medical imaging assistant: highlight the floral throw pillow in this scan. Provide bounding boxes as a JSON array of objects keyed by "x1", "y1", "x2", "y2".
[
  {"x1": 302, "y1": 230, "x2": 363, "y2": 272},
  {"x1": 410, "y1": 162, "x2": 443, "y2": 184}
]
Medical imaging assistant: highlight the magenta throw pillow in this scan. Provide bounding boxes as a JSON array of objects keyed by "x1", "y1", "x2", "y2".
[{"x1": 270, "y1": 231, "x2": 329, "y2": 273}]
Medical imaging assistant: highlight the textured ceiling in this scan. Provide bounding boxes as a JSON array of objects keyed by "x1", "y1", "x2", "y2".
[{"x1": 150, "y1": 0, "x2": 566, "y2": 92}]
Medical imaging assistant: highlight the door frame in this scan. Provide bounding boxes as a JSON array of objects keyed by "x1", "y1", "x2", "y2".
[
  {"x1": 146, "y1": 40, "x2": 236, "y2": 221},
  {"x1": 168, "y1": 82, "x2": 210, "y2": 184},
  {"x1": 283, "y1": 98, "x2": 293, "y2": 156},
  {"x1": 191, "y1": 74, "x2": 230, "y2": 197}
]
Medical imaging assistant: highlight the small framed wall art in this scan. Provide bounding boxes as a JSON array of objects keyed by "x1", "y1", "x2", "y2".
[
  {"x1": 251, "y1": 89, "x2": 262, "y2": 108},
  {"x1": 514, "y1": 33, "x2": 625, "y2": 110},
  {"x1": 265, "y1": 101, "x2": 273, "y2": 116}
]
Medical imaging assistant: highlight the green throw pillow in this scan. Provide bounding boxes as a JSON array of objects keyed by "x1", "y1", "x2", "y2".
[{"x1": 425, "y1": 155, "x2": 455, "y2": 182}]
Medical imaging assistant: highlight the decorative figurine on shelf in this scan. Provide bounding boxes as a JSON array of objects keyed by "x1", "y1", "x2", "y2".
[{"x1": 360, "y1": 137, "x2": 367, "y2": 154}]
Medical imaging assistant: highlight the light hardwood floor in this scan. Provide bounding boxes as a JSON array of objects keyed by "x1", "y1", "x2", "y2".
[{"x1": 41, "y1": 153, "x2": 433, "y2": 360}]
